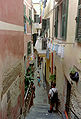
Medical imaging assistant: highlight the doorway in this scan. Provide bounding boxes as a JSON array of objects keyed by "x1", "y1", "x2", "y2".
[{"x1": 66, "y1": 80, "x2": 71, "y2": 114}]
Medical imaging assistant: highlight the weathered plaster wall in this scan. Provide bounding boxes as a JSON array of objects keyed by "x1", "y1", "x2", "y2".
[
  {"x1": 0, "y1": 0, "x2": 24, "y2": 118},
  {"x1": 54, "y1": 53, "x2": 67, "y2": 112},
  {"x1": 55, "y1": 0, "x2": 81, "y2": 118},
  {"x1": 44, "y1": 0, "x2": 54, "y2": 38}
]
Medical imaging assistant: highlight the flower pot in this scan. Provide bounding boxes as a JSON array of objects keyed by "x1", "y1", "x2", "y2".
[{"x1": 70, "y1": 72, "x2": 79, "y2": 82}]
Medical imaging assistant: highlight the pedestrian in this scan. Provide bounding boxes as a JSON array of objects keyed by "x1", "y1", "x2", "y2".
[
  {"x1": 31, "y1": 81, "x2": 35, "y2": 98},
  {"x1": 48, "y1": 82, "x2": 58, "y2": 113},
  {"x1": 30, "y1": 81, "x2": 35, "y2": 107},
  {"x1": 37, "y1": 71, "x2": 41, "y2": 87}
]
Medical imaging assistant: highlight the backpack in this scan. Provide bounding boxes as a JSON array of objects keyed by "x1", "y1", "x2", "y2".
[{"x1": 51, "y1": 90, "x2": 58, "y2": 103}]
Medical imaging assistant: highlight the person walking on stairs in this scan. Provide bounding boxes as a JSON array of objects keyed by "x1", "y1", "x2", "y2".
[
  {"x1": 37, "y1": 71, "x2": 41, "y2": 87},
  {"x1": 48, "y1": 82, "x2": 58, "y2": 113}
]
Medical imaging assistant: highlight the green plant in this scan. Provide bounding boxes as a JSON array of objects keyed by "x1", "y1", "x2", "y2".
[
  {"x1": 49, "y1": 74, "x2": 56, "y2": 82},
  {"x1": 70, "y1": 67, "x2": 76, "y2": 74}
]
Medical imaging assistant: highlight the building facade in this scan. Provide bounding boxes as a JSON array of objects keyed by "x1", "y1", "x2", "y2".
[
  {"x1": 41, "y1": 0, "x2": 55, "y2": 86},
  {"x1": 0, "y1": 0, "x2": 24, "y2": 119},
  {"x1": 54, "y1": 0, "x2": 81, "y2": 118},
  {"x1": 24, "y1": 0, "x2": 33, "y2": 72}
]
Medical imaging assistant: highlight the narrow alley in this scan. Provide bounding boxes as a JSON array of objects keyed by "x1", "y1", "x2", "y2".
[
  {"x1": 0, "y1": 0, "x2": 81, "y2": 119},
  {"x1": 25, "y1": 68, "x2": 62, "y2": 119}
]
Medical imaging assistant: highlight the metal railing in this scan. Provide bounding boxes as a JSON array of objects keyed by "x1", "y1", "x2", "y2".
[
  {"x1": 58, "y1": 105, "x2": 80, "y2": 119},
  {"x1": 65, "y1": 105, "x2": 79, "y2": 119}
]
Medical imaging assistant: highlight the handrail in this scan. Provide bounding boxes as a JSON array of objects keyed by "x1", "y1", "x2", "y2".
[
  {"x1": 24, "y1": 84, "x2": 31, "y2": 100},
  {"x1": 66, "y1": 105, "x2": 79, "y2": 119},
  {"x1": 57, "y1": 105, "x2": 79, "y2": 119}
]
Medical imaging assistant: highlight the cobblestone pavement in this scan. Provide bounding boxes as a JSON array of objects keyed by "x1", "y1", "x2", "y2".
[{"x1": 25, "y1": 68, "x2": 62, "y2": 119}]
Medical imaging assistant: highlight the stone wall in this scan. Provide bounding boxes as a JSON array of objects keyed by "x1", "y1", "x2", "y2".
[{"x1": 1, "y1": 59, "x2": 24, "y2": 119}]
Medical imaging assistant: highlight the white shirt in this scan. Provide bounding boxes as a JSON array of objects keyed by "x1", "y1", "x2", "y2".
[{"x1": 49, "y1": 88, "x2": 58, "y2": 97}]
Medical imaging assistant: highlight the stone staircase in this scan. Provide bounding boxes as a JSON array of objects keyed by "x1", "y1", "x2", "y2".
[
  {"x1": 26, "y1": 104, "x2": 62, "y2": 119},
  {"x1": 25, "y1": 69, "x2": 63, "y2": 119}
]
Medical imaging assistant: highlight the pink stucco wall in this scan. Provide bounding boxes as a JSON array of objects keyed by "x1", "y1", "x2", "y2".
[
  {"x1": 0, "y1": 0, "x2": 24, "y2": 26},
  {"x1": 24, "y1": 0, "x2": 32, "y2": 68},
  {"x1": 0, "y1": 0, "x2": 24, "y2": 118}
]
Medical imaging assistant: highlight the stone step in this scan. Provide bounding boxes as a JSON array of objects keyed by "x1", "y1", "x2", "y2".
[{"x1": 26, "y1": 104, "x2": 63, "y2": 119}]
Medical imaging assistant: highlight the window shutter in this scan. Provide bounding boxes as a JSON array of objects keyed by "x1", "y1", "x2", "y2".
[
  {"x1": 46, "y1": 18, "x2": 50, "y2": 29},
  {"x1": 24, "y1": 5, "x2": 26, "y2": 34},
  {"x1": 55, "y1": 7, "x2": 58, "y2": 38},
  {"x1": 24, "y1": 5, "x2": 26, "y2": 15},
  {"x1": 76, "y1": 0, "x2": 81, "y2": 43},
  {"x1": 27, "y1": 42, "x2": 31, "y2": 56},
  {"x1": 61, "y1": 0, "x2": 68, "y2": 40},
  {"x1": 42, "y1": 19, "x2": 47, "y2": 30}
]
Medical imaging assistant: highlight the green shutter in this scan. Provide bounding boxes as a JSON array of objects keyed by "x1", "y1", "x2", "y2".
[
  {"x1": 61, "y1": 0, "x2": 68, "y2": 40},
  {"x1": 29, "y1": 9, "x2": 31, "y2": 17},
  {"x1": 24, "y1": 5, "x2": 26, "y2": 15},
  {"x1": 27, "y1": 42, "x2": 31, "y2": 56},
  {"x1": 76, "y1": 0, "x2": 81, "y2": 43},
  {"x1": 55, "y1": 7, "x2": 58, "y2": 38},
  {"x1": 42, "y1": 19, "x2": 46, "y2": 29}
]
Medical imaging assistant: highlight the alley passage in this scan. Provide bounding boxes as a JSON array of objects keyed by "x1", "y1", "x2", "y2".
[{"x1": 25, "y1": 69, "x2": 62, "y2": 119}]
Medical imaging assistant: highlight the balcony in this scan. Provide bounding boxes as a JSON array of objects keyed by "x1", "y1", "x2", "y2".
[
  {"x1": 34, "y1": 37, "x2": 47, "y2": 57},
  {"x1": 33, "y1": 23, "x2": 42, "y2": 29},
  {"x1": 32, "y1": 23, "x2": 42, "y2": 34}
]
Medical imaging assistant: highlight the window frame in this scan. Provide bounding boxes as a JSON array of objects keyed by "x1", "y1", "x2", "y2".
[
  {"x1": 61, "y1": 0, "x2": 68, "y2": 40},
  {"x1": 54, "y1": 0, "x2": 69, "y2": 40},
  {"x1": 27, "y1": 41, "x2": 31, "y2": 56},
  {"x1": 76, "y1": 0, "x2": 81, "y2": 43}
]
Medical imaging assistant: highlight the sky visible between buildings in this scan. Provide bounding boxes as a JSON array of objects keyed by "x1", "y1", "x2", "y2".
[
  {"x1": 32, "y1": 0, "x2": 40, "y2": 3},
  {"x1": 32, "y1": 0, "x2": 40, "y2": 15}
]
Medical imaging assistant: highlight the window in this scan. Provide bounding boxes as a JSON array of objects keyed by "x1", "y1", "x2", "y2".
[
  {"x1": 76, "y1": 0, "x2": 81, "y2": 43},
  {"x1": 55, "y1": 7, "x2": 58, "y2": 38},
  {"x1": 61, "y1": 0, "x2": 67, "y2": 39},
  {"x1": 29, "y1": 9, "x2": 31, "y2": 18},
  {"x1": 55, "y1": 0, "x2": 68, "y2": 40},
  {"x1": 46, "y1": 18, "x2": 50, "y2": 30},
  {"x1": 42, "y1": 19, "x2": 47, "y2": 30},
  {"x1": 34, "y1": 15, "x2": 40, "y2": 23},
  {"x1": 27, "y1": 42, "x2": 31, "y2": 56},
  {"x1": 29, "y1": 9, "x2": 32, "y2": 25},
  {"x1": 24, "y1": 17, "x2": 27, "y2": 34},
  {"x1": 24, "y1": 5, "x2": 27, "y2": 34}
]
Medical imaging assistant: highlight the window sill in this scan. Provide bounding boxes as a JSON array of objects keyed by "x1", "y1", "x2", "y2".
[{"x1": 57, "y1": 37, "x2": 66, "y2": 41}]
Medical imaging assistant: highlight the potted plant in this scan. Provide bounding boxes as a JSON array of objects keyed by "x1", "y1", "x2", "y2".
[
  {"x1": 69, "y1": 68, "x2": 79, "y2": 82},
  {"x1": 49, "y1": 74, "x2": 56, "y2": 82}
]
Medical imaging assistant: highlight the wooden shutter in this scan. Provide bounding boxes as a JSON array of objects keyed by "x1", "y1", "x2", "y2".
[{"x1": 76, "y1": 0, "x2": 81, "y2": 43}]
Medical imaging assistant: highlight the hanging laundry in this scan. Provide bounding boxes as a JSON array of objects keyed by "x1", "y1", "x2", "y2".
[
  {"x1": 55, "y1": 44, "x2": 59, "y2": 54},
  {"x1": 46, "y1": 49, "x2": 49, "y2": 59},
  {"x1": 58, "y1": 45, "x2": 62, "y2": 56},
  {"x1": 52, "y1": 44, "x2": 55, "y2": 51},
  {"x1": 61, "y1": 45, "x2": 64, "y2": 58}
]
